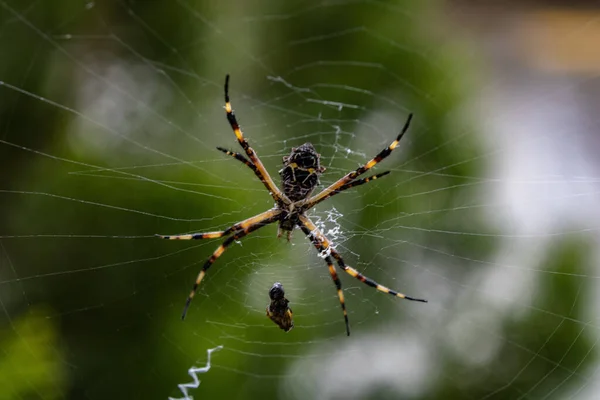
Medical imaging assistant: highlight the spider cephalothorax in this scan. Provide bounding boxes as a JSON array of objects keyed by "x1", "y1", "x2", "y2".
[
  {"x1": 266, "y1": 282, "x2": 294, "y2": 332},
  {"x1": 279, "y1": 143, "x2": 325, "y2": 202},
  {"x1": 158, "y1": 75, "x2": 427, "y2": 336}
]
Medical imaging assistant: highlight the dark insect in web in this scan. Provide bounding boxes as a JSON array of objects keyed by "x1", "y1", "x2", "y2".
[
  {"x1": 266, "y1": 282, "x2": 294, "y2": 332},
  {"x1": 157, "y1": 75, "x2": 427, "y2": 336}
]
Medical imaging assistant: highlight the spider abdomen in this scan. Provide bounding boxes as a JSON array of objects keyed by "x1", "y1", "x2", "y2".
[{"x1": 279, "y1": 143, "x2": 325, "y2": 202}]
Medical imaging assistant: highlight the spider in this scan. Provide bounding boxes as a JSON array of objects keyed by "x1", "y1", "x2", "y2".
[
  {"x1": 158, "y1": 75, "x2": 427, "y2": 336},
  {"x1": 266, "y1": 282, "x2": 294, "y2": 332}
]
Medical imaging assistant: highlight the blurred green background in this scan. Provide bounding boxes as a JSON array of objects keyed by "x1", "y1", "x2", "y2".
[{"x1": 1, "y1": 1, "x2": 599, "y2": 399}]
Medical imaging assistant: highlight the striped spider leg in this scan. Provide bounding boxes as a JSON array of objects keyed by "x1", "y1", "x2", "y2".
[
  {"x1": 301, "y1": 113, "x2": 413, "y2": 210},
  {"x1": 298, "y1": 215, "x2": 426, "y2": 336},
  {"x1": 157, "y1": 208, "x2": 280, "y2": 241},
  {"x1": 158, "y1": 209, "x2": 282, "y2": 319},
  {"x1": 224, "y1": 74, "x2": 290, "y2": 206},
  {"x1": 216, "y1": 147, "x2": 256, "y2": 172}
]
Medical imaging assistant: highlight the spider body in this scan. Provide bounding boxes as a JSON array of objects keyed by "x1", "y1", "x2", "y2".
[
  {"x1": 158, "y1": 75, "x2": 427, "y2": 336},
  {"x1": 278, "y1": 143, "x2": 324, "y2": 239},
  {"x1": 266, "y1": 282, "x2": 294, "y2": 332},
  {"x1": 279, "y1": 143, "x2": 325, "y2": 202},
  {"x1": 278, "y1": 206, "x2": 301, "y2": 239}
]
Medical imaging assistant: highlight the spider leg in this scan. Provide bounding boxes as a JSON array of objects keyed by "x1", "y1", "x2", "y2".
[
  {"x1": 217, "y1": 147, "x2": 256, "y2": 172},
  {"x1": 294, "y1": 220, "x2": 350, "y2": 335},
  {"x1": 224, "y1": 75, "x2": 289, "y2": 205},
  {"x1": 303, "y1": 114, "x2": 412, "y2": 209},
  {"x1": 217, "y1": 146, "x2": 284, "y2": 196},
  {"x1": 156, "y1": 208, "x2": 280, "y2": 240},
  {"x1": 306, "y1": 171, "x2": 391, "y2": 209},
  {"x1": 299, "y1": 215, "x2": 427, "y2": 304},
  {"x1": 329, "y1": 246, "x2": 427, "y2": 302},
  {"x1": 324, "y1": 255, "x2": 351, "y2": 336},
  {"x1": 338, "y1": 171, "x2": 390, "y2": 192},
  {"x1": 298, "y1": 225, "x2": 351, "y2": 335},
  {"x1": 181, "y1": 211, "x2": 281, "y2": 320}
]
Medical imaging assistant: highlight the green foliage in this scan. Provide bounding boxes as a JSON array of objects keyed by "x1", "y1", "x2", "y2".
[{"x1": 0, "y1": 307, "x2": 67, "y2": 399}]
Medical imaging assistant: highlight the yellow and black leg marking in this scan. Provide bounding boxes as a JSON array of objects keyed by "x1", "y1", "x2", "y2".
[
  {"x1": 298, "y1": 223, "x2": 350, "y2": 335},
  {"x1": 181, "y1": 212, "x2": 281, "y2": 320},
  {"x1": 337, "y1": 171, "x2": 390, "y2": 192},
  {"x1": 324, "y1": 256, "x2": 350, "y2": 336},
  {"x1": 328, "y1": 247, "x2": 427, "y2": 303},
  {"x1": 304, "y1": 113, "x2": 413, "y2": 209},
  {"x1": 224, "y1": 75, "x2": 288, "y2": 205},
  {"x1": 156, "y1": 208, "x2": 280, "y2": 241},
  {"x1": 354, "y1": 113, "x2": 412, "y2": 177},
  {"x1": 307, "y1": 171, "x2": 391, "y2": 209},
  {"x1": 216, "y1": 146, "x2": 256, "y2": 172},
  {"x1": 298, "y1": 214, "x2": 426, "y2": 333},
  {"x1": 157, "y1": 230, "x2": 226, "y2": 241},
  {"x1": 217, "y1": 145, "x2": 283, "y2": 200}
]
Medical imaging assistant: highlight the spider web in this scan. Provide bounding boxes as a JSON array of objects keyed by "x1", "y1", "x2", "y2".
[{"x1": 1, "y1": 1, "x2": 600, "y2": 399}]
